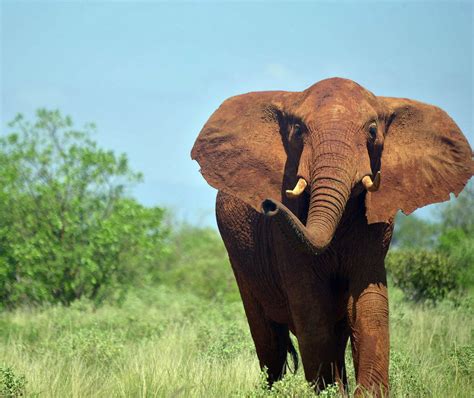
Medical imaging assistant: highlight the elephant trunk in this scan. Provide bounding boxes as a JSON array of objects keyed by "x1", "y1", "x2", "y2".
[
  {"x1": 304, "y1": 169, "x2": 352, "y2": 250},
  {"x1": 262, "y1": 122, "x2": 355, "y2": 255},
  {"x1": 262, "y1": 171, "x2": 352, "y2": 255},
  {"x1": 261, "y1": 199, "x2": 321, "y2": 255}
]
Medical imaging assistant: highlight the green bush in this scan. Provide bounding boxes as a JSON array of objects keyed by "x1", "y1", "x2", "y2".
[
  {"x1": 389, "y1": 350, "x2": 430, "y2": 397},
  {"x1": 449, "y1": 344, "x2": 474, "y2": 381},
  {"x1": 159, "y1": 224, "x2": 240, "y2": 302},
  {"x1": 199, "y1": 319, "x2": 253, "y2": 361},
  {"x1": 0, "y1": 110, "x2": 168, "y2": 308},
  {"x1": 56, "y1": 327, "x2": 124, "y2": 365},
  {"x1": 0, "y1": 366, "x2": 26, "y2": 397},
  {"x1": 438, "y1": 230, "x2": 474, "y2": 293},
  {"x1": 246, "y1": 370, "x2": 339, "y2": 398},
  {"x1": 386, "y1": 250, "x2": 458, "y2": 302}
]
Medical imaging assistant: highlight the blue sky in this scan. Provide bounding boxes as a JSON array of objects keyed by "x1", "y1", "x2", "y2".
[{"x1": 1, "y1": 1, "x2": 472, "y2": 226}]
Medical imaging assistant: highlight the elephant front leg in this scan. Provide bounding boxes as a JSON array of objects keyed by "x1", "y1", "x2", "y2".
[
  {"x1": 288, "y1": 286, "x2": 349, "y2": 393},
  {"x1": 298, "y1": 323, "x2": 349, "y2": 393},
  {"x1": 348, "y1": 281, "x2": 389, "y2": 397},
  {"x1": 233, "y1": 272, "x2": 291, "y2": 386}
]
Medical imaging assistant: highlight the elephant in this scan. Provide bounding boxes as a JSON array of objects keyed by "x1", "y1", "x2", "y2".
[{"x1": 191, "y1": 77, "x2": 473, "y2": 396}]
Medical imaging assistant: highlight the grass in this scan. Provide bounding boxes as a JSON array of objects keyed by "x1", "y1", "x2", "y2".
[{"x1": 0, "y1": 284, "x2": 472, "y2": 397}]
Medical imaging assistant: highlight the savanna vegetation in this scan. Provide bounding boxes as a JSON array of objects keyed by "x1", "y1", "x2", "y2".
[{"x1": 1, "y1": 110, "x2": 473, "y2": 397}]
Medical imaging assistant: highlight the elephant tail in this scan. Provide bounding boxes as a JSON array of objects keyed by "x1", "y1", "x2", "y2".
[{"x1": 286, "y1": 337, "x2": 299, "y2": 374}]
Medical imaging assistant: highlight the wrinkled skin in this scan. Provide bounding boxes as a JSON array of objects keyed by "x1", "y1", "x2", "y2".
[{"x1": 191, "y1": 78, "x2": 473, "y2": 396}]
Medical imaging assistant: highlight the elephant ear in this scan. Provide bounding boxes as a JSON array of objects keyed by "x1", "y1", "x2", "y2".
[
  {"x1": 191, "y1": 91, "x2": 293, "y2": 211},
  {"x1": 366, "y1": 97, "x2": 474, "y2": 224}
]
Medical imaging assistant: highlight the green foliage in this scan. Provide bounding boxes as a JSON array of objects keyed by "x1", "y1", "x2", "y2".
[
  {"x1": 438, "y1": 182, "x2": 474, "y2": 235},
  {"x1": 160, "y1": 224, "x2": 240, "y2": 302},
  {"x1": 436, "y1": 182, "x2": 474, "y2": 293},
  {"x1": 199, "y1": 319, "x2": 253, "y2": 361},
  {"x1": 392, "y1": 213, "x2": 437, "y2": 249},
  {"x1": 0, "y1": 110, "x2": 167, "y2": 307},
  {"x1": 438, "y1": 230, "x2": 474, "y2": 292},
  {"x1": 56, "y1": 327, "x2": 124, "y2": 365},
  {"x1": 245, "y1": 369, "x2": 338, "y2": 398},
  {"x1": 0, "y1": 366, "x2": 26, "y2": 397},
  {"x1": 386, "y1": 250, "x2": 458, "y2": 302},
  {"x1": 389, "y1": 350, "x2": 430, "y2": 397},
  {"x1": 255, "y1": 372, "x2": 317, "y2": 397},
  {"x1": 449, "y1": 344, "x2": 474, "y2": 381},
  {"x1": 389, "y1": 181, "x2": 474, "y2": 303}
]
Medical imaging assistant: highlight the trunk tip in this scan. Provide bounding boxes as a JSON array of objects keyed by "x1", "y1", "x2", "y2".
[{"x1": 261, "y1": 199, "x2": 278, "y2": 216}]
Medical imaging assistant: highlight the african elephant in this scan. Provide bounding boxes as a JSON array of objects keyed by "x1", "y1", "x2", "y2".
[{"x1": 191, "y1": 78, "x2": 473, "y2": 396}]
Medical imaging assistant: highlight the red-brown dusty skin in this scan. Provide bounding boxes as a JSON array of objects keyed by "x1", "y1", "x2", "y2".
[{"x1": 191, "y1": 78, "x2": 474, "y2": 396}]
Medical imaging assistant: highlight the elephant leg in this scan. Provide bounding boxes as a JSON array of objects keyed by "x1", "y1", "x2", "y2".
[
  {"x1": 348, "y1": 281, "x2": 389, "y2": 397},
  {"x1": 289, "y1": 288, "x2": 345, "y2": 392},
  {"x1": 234, "y1": 273, "x2": 290, "y2": 385},
  {"x1": 301, "y1": 317, "x2": 349, "y2": 394},
  {"x1": 334, "y1": 318, "x2": 350, "y2": 393}
]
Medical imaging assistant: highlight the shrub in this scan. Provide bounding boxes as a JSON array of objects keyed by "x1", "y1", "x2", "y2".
[
  {"x1": 386, "y1": 250, "x2": 458, "y2": 302},
  {"x1": 199, "y1": 320, "x2": 253, "y2": 361},
  {"x1": 449, "y1": 344, "x2": 474, "y2": 380},
  {"x1": 245, "y1": 370, "x2": 339, "y2": 398},
  {"x1": 160, "y1": 224, "x2": 240, "y2": 302},
  {"x1": 57, "y1": 327, "x2": 124, "y2": 364},
  {"x1": 389, "y1": 350, "x2": 430, "y2": 397},
  {"x1": 0, "y1": 366, "x2": 26, "y2": 397},
  {"x1": 438, "y1": 230, "x2": 474, "y2": 293}
]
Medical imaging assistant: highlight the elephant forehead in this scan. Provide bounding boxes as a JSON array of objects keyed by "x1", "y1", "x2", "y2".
[{"x1": 294, "y1": 78, "x2": 377, "y2": 117}]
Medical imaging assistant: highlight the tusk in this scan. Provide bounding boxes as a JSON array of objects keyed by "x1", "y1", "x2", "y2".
[
  {"x1": 285, "y1": 178, "x2": 308, "y2": 199},
  {"x1": 362, "y1": 171, "x2": 381, "y2": 192}
]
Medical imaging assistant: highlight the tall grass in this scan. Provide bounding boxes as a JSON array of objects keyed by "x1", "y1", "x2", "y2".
[{"x1": 1, "y1": 284, "x2": 472, "y2": 397}]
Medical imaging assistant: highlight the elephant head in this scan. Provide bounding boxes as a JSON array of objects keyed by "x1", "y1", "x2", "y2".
[{"x1": 191, "y1": 78, "x2": 473, "y2": 254}]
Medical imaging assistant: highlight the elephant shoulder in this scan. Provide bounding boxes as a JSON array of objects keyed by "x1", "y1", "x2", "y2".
[{"x1": 216, "y1": 191, "x2": 261, "y2": 254}]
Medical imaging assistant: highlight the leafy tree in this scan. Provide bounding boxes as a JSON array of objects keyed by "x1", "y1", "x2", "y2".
[
  {"x1": 386, "y1": 250, "x2": 458, "y2": 302},
  {"x1": 438, "y1": 181, "x2": 474, "y2": 235},
  {"x1": 391, "y1": 180, "x2": 473, "y2": 251},
  {"x1": 0, "y1": 109, "x2": 167, "y2": 307},
  {"x1": 391, "y1": 212, "x2": 437, "y2": 249},
  {"x1": 437, "y1": 181, "x2": 474, "y2": 293}
]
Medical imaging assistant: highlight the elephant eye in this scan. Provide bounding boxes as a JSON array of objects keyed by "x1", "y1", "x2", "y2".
[
  {"x1": 368, "y1": 122, "x2": 377, "y2": 139},
  {"x1": 293, "y1": 123, "x2": 304, "y2": 138}
]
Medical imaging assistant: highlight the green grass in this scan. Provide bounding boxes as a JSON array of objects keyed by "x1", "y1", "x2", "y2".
[{"x1": 1, "y1": 284, "x2": 472, "y2": 397}]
